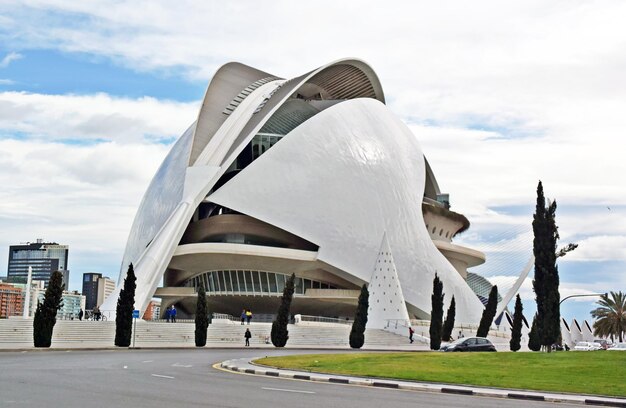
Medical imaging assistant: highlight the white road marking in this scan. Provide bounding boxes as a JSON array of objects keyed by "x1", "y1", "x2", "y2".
[
  {"x1": 172, "y1": 363, "x2": 192, "y2": 368},
  {"x1": 123, "y1": 365, "x2": 128, "y2": 369},
  {"x1": 261, "y1": 387, "x2": 315, "y2": 394},
  {"x1": 142, "y1": 360, "x2": 153, "y2": 363},
  {"x1": 151, "y1": 374, "x2": 175, "y2": 379}
]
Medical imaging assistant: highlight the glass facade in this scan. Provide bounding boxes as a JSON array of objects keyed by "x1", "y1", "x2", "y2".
[
  {"x1": 251, "y1": 133, "x2": 283, "y2": 160},
  {"x1": 37, "y1": 291, "x2": 84, "y2": 319},
  {"x1": 183, "y1": 270, "x2": 339, "y2": 295},
  {"x1": 7, "y1": 242, "x2": 69, "y2": 286},
  {"x1": 119, "y1": 123, "x2": 196, "y2": 279}
]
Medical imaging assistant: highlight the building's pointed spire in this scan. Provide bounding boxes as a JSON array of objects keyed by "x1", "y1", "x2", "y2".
[{"x1": 366, "y1": 232, "x2": 410, "y2": 329}]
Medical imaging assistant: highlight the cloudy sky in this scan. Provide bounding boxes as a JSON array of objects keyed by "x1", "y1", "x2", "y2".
[{"x1": 0, "y1": 0, "x2": 624, "y2": 322}]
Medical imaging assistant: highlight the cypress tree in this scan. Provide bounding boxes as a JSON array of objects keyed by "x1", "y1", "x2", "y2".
[
  {"x1": 441, "y1": 296, "x2": 456, "y2": 342},
  {"x1": 194, "y1": 282, "x2": 208, "y2": 347},
  {"x1": 33, "y1": 270, "x2": 65, "y2": 347},
  {"x1": 477, "y1": 285, "x2": 498, "y2": 337},
  {"x1": 271, "y1": 273, "x2": 295, "y2": 347},
  {"x1": 509, "y1": 294, "x2": 524, "y2": 351},
  {"x1": 528, "y1": 314, "x2": 542, "y2": 351},
  {"x1": 115, "y1": 263, "x2": 137, "y2": 347},
  {"x1": 429, "y1": 273, "x2": 444, "y2": 350},
  {"x1": 532, "y1": 181, "x2": 561, "y2": 351},
  {"x1": 349, "y1": 284, "x2": 369, "y2": 349}
]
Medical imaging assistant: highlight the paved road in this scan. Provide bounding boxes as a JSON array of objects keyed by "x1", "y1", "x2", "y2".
[{"x1": 0, "y1": 349, "x2": 580, "y2": 408}]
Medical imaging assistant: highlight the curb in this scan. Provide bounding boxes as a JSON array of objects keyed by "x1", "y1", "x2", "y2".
[{"x1": 219, "y1": 360, "x2": 626, "y2": 407}]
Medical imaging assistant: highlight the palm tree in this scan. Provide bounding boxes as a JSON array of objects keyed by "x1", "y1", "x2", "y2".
[{"x1": 591, "y1": 291, "x2": 626, "y2": 342}]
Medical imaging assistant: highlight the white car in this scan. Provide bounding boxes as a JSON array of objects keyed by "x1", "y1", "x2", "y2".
[
  {"x1": 608, "y1": 342, "x2": 626, "y2": 351},
  {"x1": 574, "y1": 341, "x2": 600, "y2": 351}
]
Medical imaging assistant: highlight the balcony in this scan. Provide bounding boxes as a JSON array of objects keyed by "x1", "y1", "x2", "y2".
[{"x1": 180, "y1": 214, "x2": 318, "y2": 251}]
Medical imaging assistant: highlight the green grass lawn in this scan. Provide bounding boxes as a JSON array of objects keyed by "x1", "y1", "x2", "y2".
[{"x1": 256, "y1": 352, "x2": 626, "y2": 397}]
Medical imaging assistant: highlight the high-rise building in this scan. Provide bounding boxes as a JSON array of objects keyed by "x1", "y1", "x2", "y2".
[
  {"x1": 82, "y1": 273, "x2": 115, "y2": 310},
  {"x1": 7, "y1": 239, "x2": 69, "y2": 287},
  {"x1": 96, "y1": 276, "x2": 116, "y2": 310},
  {"x1": 142, "y1": 299, "x2": 161, "y2": 320},
  {"x1": 82, "y1": 272, "x2": 101, "y2": 310},
  {"x1": 0, "y1": 282, "x2": 24, "y2": 318},
  {"x1": 36, "y1": 289, "x2": 85, "y2": 320}
]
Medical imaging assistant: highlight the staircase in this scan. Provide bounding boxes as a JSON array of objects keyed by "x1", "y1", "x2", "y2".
[
  {"x1": 206, "y1": 322, "x2": 410, "y2": 347},
  {"x1": 0, "y1": 319, "x2": 409, "y2": 348},
  {"x1": 0, "y1": 319, "x2": 33, "y2": 347}
]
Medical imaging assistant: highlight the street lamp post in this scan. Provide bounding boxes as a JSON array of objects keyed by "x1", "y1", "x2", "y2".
[{"x1": 559, "y1": 293, "x2": 607, "y2": 306}]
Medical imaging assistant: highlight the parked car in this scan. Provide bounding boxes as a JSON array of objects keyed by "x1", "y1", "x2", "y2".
[
  {"x1": 608, "y1": 342, "x2": 626, "y2": 351},
  {"x1": 574, "y1": 341, "x2": 601, "y2": 351},
  {"x1": 440, "y1": 337, "x2": 496, "y2": 352},
  {"x1": 593, "y1": 339, "x2": 610, "y2": 350}
]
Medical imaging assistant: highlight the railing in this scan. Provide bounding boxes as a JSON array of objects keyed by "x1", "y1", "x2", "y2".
[
  {"x1": 74, "y1": 309, "x2": 116, "y2": 321},
  {"x1": 149, "y1": 318, "x2": 195, "y2": 323},
  {"x1": 212, "y1": 313, "x2": 238, "y2": 321},
  {"x1": 304, "y1": 289, "x2": 360, "y2": 298},
  {"x1": 211, "y1": 313, "x2": 276, "y2": 323},
  {"x1": 409, "y1": 319, "x2": 480, "y2": 330},
  {"x1": 386, "y1": 319, "x2": 411, "y2": 329},
  {"x1": 295, "y1": 314, "x2": 352, "y2": 325},
  {"x1": 391, "y1": 319, "x2": 510, "y2": 341},
  {"x1": 384, "y1": 319, "x2": 429, "y2": 344}
]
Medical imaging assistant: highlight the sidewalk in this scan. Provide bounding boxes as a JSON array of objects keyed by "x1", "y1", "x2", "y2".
[
  {"x1": 219, "y1": 357, "x2": 626, "y2": 408},
  {"x1": 0, "y1": 342, "x2": 432, "y2": 351}
]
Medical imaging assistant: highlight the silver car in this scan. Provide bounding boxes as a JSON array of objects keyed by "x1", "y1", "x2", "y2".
[
  {"x1": 573, "y1": 341, "x2": 600, "y2": 351},
  {"x1": 608, "y1": 342, "x2": 626, "y2": 351}
]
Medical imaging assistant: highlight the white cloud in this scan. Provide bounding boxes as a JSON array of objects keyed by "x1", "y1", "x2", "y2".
[
  {"x1": 0, "y1": 138, "x2": 170, "y2": 282},
  {"x1": 0, "y1": 91, "x2": 199, "y2": 143},
  {"x1": 564, "y1": 235, "x2": 626, "y2": 262},
  {"x1": 0, "y1": 0, "x2": 625, "y2": 294},
  {"x1": 0, "y1": 52, "x2": 22, "y2": 68},
  {"x1": 489, "y1": 276, "x2": 607, "y2": 305},
  {"x1": 0, "y1": 79, "x2": 14, "y2": 85}
]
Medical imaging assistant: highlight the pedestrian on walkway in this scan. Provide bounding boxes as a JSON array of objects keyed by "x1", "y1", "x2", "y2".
[
  {"x1": 165, "y1": 307, "x2": 171, "y2": 322},
  {"x1": 409, "y1": 326, "x2": 414, "y2": 344},
  {"x1": 244, "y1": 328, "x2": 251, "y2": 347},
  {"x1": 240, "y1": 309, "x2": 246, "y2": 325},
  {"x1": 93, "y1": 305, "x2": 101, "y2": 321},
  {"x1": 78, "y1": 309, "x2": 83, "y2": 321},
  {"x1": 245, "y1": 309, "x2": 252, "y2": 325},
  {"x1": 170, "y1": 305, "x2": 177, "y2": 323}
]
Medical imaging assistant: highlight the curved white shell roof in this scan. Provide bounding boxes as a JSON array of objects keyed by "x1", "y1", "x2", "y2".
[
  {"x1": 209, "y1": 98, "x2": 483, "y2": 323},
  {"x1": 103, "y1": 58, "x2": 484, "y2": 324}
]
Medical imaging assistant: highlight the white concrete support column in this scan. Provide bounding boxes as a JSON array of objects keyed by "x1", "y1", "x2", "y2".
[{"x1": 23, "y1": 266, "x2": 32, "y2": 319}]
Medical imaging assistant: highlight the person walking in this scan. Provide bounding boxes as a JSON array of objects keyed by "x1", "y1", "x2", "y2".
[
  {"x1": 93, "y1": 305, "x2": 101, "y2": 321},
  {"x1": 244, "y1": 328, "x2": 252, "y2": 347},
  {"x1": 78, "y1": 309, "x2": 83, "y2": 321},
  {"x1": 409, "y1": 326, "x2": 415, "y2": 344},
  {"x1": 165, "y1": 307, "x2": 171, "y2": 323},
  {"x1": 240, "y1": 309, "x2": 246, "y2": 325},
  {"x1": 170, "y1": 305, "x2": 177, "y2": 323},
  {"x1": 245, "y1": 309, "x2": 252, "y2": 325}
]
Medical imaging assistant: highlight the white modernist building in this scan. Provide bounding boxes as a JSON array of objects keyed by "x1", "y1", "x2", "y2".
[{"x1": 102, "y1": 59, "x2": 489, "y2": 325}]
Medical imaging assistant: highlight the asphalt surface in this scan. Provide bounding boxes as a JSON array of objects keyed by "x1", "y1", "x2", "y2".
[{"x1": 0, "y1": 349, "x2": 586, "y2": 408}]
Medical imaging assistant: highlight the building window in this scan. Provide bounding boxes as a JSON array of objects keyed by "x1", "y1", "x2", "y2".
[
  {"x1": 268, "y1": 273, "x2": 277, "y2": 292},
  {"x1": 242, "y1": 271, "x2": 251, "y2": 291},
  {"x1": 260, "y1": 272, "x2": 270, "y2": 293},
  {"x1": 252, "y1": 271, "x2": 261, "y2": 292}
]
